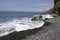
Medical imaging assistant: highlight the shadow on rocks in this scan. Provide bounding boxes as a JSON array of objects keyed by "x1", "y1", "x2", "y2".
[{"x1": 44, "y1": 21, "x2": 51, "y2": 26}]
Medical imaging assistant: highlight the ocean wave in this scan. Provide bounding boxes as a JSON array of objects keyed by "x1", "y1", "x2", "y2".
[
  {"x1": 0, "y1": 14, "x2": 54, "y2": 37},
  {"x1": 0, "y1": 17, "x2": 45, "y2": 37}
]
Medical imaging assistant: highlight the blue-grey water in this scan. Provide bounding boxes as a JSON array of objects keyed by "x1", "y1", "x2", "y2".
[
  {"x1": 0, "y1": 11, "x2": 45, "y2": 23},
  {"x1": 0, "y1": 11, "x2": 45, "y2": 22},
  {"x1": 0, "y1": 12, "x2": 44, "y2": 18}
]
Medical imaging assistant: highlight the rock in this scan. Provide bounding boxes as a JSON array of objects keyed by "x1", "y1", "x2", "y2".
[
  {"x1": 48, "y1": 0, "x2": 60, "y2": 16},
  {"x1": 31, "y1": 16, "x2": 42, "y2": 21}
]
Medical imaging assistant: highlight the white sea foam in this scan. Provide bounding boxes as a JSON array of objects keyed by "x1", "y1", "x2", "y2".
[
  {"x1": 42, "y1": 14, "x2": 54, "y2": 20},
  {"x1": 0, "y1": 17, "x2": 45, "y2": 37},
  {"x1": 0, "y1": 14, "x2": 54, "y2": 37},
  {"x1": 34, "y1": 14, "x2": 54, "y2": 20}
]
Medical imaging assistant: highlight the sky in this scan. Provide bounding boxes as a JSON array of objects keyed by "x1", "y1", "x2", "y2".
[{"x1": 0, "y1": 0, "x2": 54, "y2": 12}]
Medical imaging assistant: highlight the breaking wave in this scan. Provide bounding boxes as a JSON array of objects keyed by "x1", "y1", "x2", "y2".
[
  {"x1": 0, "y1": 14, "x2": 54, "y2": 37},
  {"x1": 0, "y1": 17, "x2": 45, "y2": 37}
]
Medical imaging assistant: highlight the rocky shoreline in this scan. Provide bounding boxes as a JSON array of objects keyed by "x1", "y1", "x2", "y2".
[{"x1": 0, "y1": 16, "x2": 60, "y2": 40}]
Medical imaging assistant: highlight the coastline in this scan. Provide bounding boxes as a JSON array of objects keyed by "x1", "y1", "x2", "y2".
[{"x1": 0, "y1": 16, "x2": 60, "y2": 40}]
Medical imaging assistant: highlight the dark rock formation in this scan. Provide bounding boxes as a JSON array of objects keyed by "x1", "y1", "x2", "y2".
[
  {"x1": 31, "y1": 16, "x2": 42, "y2": 21},
  {"x1": 49, "y1": 0, "x2": 60, "y2": 16}
]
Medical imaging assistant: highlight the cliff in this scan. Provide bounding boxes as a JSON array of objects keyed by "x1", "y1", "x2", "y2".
[{"x1": 49, "y1": 0, "x2": 60, "y2": 16}]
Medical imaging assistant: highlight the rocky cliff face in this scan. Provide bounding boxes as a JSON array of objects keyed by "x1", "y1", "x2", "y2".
[
  {"x1": 55, "y1": 0, "x2": 60, "y2": 15},
  {"x1": 49, "y1": 0, "x2": 60, "y2": 16}
]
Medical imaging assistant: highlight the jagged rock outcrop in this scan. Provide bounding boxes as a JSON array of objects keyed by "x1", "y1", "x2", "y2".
[{"x1": 49, "y1": 0, "x2": 60, "y2": 16}]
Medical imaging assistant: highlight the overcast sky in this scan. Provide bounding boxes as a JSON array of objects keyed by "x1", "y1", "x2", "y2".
[{"x1": 0, "y1": 0, "x2": 54, "y2": 12}]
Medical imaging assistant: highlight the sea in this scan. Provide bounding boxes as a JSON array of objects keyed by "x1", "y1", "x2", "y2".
[{"x1": 0, "y1": 11, "x2": 53, "y2": 37}]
